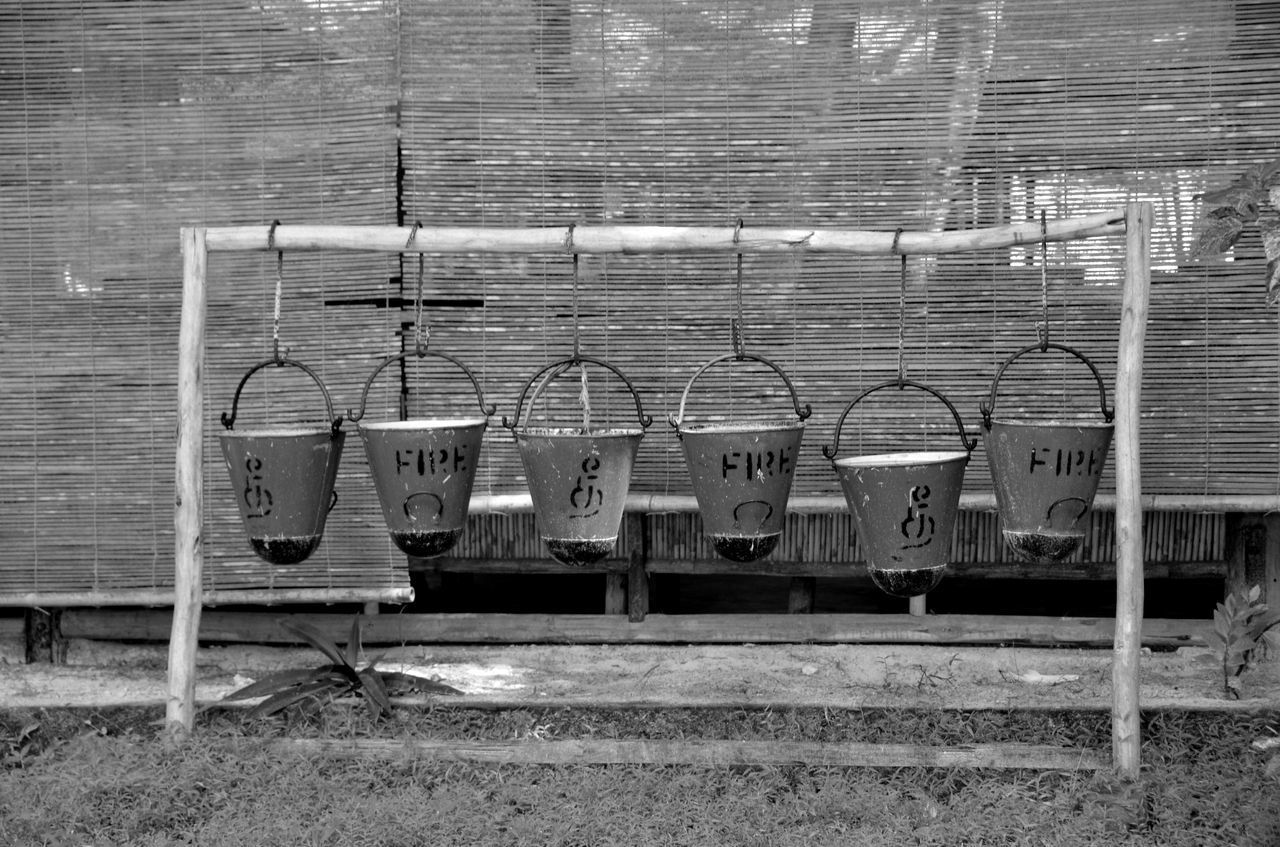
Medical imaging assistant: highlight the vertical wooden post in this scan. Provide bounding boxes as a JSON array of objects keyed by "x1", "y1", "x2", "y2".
[
  {"x1": 168, "y1": 226, "x2": 207, "y2": 736},
  {"x1": 626, "y1": 512, "x2": 649, "y2": 622},
  {"x1": 1112, "y1": 202, "x2": 1151, "y2": 779},
  {"x1": 908, "y1": 594, "x2": 927, "y2": 617}
]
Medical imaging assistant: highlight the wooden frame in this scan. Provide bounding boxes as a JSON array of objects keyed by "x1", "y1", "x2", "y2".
[{"x1": 171, "y1": 204, "x2": 1152, "y2": 777}]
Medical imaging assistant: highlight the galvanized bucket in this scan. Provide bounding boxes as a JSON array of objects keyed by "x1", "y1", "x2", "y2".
[
  {"x1": 981, "y1": 342, "x2": 1114, "y2": 563},
  {"x1": 219, "y1": 358, "x2": 345, "y2": 566},
  {"x1": 825, "y1": 380, "x2": 976, "y2": 597},
  {"x1": 504, "y1": 355, "x2": 651, "y2": 567},
  {"x1": 348, "y1": 349, "x2": 494, "y2": 559},
  {"x1": 670, "y1": 352, "x2": 810, "y2": 562}
]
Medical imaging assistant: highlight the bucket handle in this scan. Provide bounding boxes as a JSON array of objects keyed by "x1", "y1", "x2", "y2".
[
  {"x1": 501, "y1": 354, "x2": 652, "y2": 431},
  {"x1": 979, "y1": 341, "x2": 1114, "y2": 430},
  {"x1": 346, "y1": 349, "x2": 496, "y2": 423},
  {"x1": 667, "y1": 352, "x2": 812, "y2": 434},
  {"x1": 822, "y1": 379, "x2": 976, "y2": 460},
  {"x1": 220, "y1": 356, "x2": 343, "y2": 436}
]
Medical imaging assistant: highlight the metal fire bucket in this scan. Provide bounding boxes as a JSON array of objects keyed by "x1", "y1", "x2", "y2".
[
  {"x1": 981, "y1": 342, "x2": 1114, "y2": 563},
  {"x1": 349, "y1": 349, "x2": 494, "y2": 559},
  {"x1": 219, "y1": 357, "x2": 345, "y2": 565},
  {"x1": 504, "y1": 355, "x2": 651, "y2": 567},
  {"x1": 670, "y1": 352, "x2": 810, "y2": 562},
  {"x1": 825, "y1": 380, "x2": 976, "y2": 597}
]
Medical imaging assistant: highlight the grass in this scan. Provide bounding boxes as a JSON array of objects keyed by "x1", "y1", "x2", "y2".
[{"x1": 1, "y1": 705, "x2": 1278, "y2": 846}]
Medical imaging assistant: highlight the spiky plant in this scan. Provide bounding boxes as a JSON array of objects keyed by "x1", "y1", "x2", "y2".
[{"x1": 222, "y1": 614, "x2": 459, "y2": 720}]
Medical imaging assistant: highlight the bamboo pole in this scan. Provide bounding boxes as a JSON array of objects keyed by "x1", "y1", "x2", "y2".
[
  {"x1": 169, "y1": 226, "x2": 207, "y2": 737},
  {"x1": 202, "y1": 209, "x2": 1126, "y2": 257},
  {"x1": 1112, "y1": 202, "x2": 1152, "y2": 780}
]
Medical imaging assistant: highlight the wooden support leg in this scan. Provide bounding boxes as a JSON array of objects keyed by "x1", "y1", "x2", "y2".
[
  {"x1": 23, "y1": 608, "x2": 66, "y2": 665},
  {"x1": 605, "y1": 574, "x2": 627, "y2": 615},
  {"x1": 168, "y1": 226, "x2": 207, "y2": 738},
  {"x1": 626, "y1": 513, "x2": 649, "y2": 622},
  {"x1": 908, "y1": 594, "x2": 927, "y2": 617},
  {"x1": 1112, "y1": 201, "x2": 1151, "y2": 781},
  {"x1": 787, "y1": 577, "x2": 816, "y2": 613},
  {"x1": 1226, "y1": 513, "x2": 1280, "y2": 606}
]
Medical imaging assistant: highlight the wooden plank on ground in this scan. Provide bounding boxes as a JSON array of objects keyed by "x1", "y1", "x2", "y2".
[
  {"x1": 265, "y1": 737, "x2": 1108, "y2": 770},
  {"x1": 61, "y1": 609, "x2": 1215, "y2": 649},
  {"x1": 5, "y1": 641, "x2": 1276, "y2": 713}
]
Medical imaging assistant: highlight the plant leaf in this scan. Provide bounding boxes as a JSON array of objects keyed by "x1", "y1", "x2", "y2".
[
  {"x1": 1246, "y1": 610, "x2": 1280, "y2": 643},
  {"x1": 357, "y1": 667, "x2": 392, "y2": 718},
  {"x1": 1267, "y1": 257, "x2": 1280, "y2": 308},
  {"x1": 1191, "y1": 208, "x2": 1246, "y2": 257},
  {"x1": 1248, "y1": 584, "x2": 1263, "y2": 604},
  {"x1": 221, "y1": 667, "x2": 333, "y2": 701},
  {"x1": 1266, "y1": 754, "x2": 1280, "y2": 779},
  {"x1": 280, "y1": 617, "x2": 348, "y2": 668},
  {"x1": 380, "y1": 671, "x2": 464, "y2": 696},
  {"x1": 1213, "y1": 607, "x2": 1230, "y2": 639},
  {"x1": 344, "y1": 614, "x2": 362, "y2": 669},
  {"x1": 248, "y1": 678, "x2": 347, "y2": 719}
]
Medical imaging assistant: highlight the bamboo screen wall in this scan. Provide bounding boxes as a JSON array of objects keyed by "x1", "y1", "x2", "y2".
[{"x1": 2, "y1": 0, "x2": 1278, "y2": 600}]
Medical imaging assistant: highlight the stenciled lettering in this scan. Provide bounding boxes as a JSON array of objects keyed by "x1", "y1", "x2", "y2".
[
  {"x1": 395, "y1": 445, "x2": 468, "y2": 478},
  {"x1": 241, "y1": 454, "x2": 273, "y2": 518},
  {"x1": 1026, "y1": 446, "x2": 1103, "y2": 478},
  {"x1": 719, "y1": 446, "x2": 793, "y2": 483}
]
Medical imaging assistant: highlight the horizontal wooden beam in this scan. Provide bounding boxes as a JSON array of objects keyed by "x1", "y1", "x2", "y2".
[
  {"x1": 422, "y1": 556, "x2": 1226, "y2": 580},
  {"x1": 62, "y1": 609, "x2": 1213, "y2": 648},
  {"x1": 0, "y1": 587, "x2": 413, "y2": 609},
  {"x1": 471, "y1": 492, "x2": 1280, "y2": 514},
  {"x1": 202, "y1": 210, "x2": 1126, "y2": 257},
  {"x1": 265, "y1": 737, "x2": 1107, "y2": 770}
]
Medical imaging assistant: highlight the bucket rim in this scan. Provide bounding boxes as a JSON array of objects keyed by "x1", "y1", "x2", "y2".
[
  {"x1": 832, "y1": 450, "x2": 970, "y2": 468},
  {"x1": 218, "y1": 426, "x2": 342, "y2": 439},
  {"x1": 679, "y1": 419, "x2": 805, "y2": 435},
  {"x1": 516, "y1": 426, "x2": 645, "y2": 438},
  {"x1": 986, "y1": 417, "x2": 1114, "y2": 430},
  {"x1": 359, "y1": 417, "x2": 489, "y2": 432}
]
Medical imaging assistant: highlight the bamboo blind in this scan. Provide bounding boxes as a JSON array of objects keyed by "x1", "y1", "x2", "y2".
[{"x1": 3, "y1": 0, "x2": 1279, "y2": 601}]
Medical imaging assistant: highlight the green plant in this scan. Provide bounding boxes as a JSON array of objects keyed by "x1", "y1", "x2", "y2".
[
  {"x1": 0, "y1": 721, "x2": 41, "y2": 769},
  {"x1": 1191, "y1": 157, "x2": 1280, "y2": 303},
  {"x1": 1209, "y1": 585, "x2": 1280, "y2": 700},
  {"x1": 222, "y1": 614, "x2": 460, "y2": 720}
]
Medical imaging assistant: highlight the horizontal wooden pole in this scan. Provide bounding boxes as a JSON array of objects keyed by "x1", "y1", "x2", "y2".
[
  {"x1": 0, "y1": 587, "x2": 413, "y2": 609},
  {"x1": 62, "y1": 609, "x2": 1213, "y2": 648},
  {"x1": 202, "y1": 210, "x2": 1125, "y2": 257},
  {"x1": 471, "y1": 492, "x2": 1280, "y2": 514},
  {"x1": 263, "y1": 737, "x2": 1106, "y2": 770},
  {"x1": 422, "y1": 556, "x2": 1225, "y2": 580}
]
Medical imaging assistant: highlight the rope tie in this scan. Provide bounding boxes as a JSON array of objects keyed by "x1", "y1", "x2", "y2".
[
  {"x1": 267, "y1": 220, "x2": 283, "y2": 362},
  {"x1": 892, "y1": 227, "x2": 906, "y2": 387}
]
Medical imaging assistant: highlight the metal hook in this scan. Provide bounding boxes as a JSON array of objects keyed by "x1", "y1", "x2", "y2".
[
  {"x1": 408, "y1": 220, "x2": 428, "y2": 355},
  {"x1": 405, "y1": 220, "x2": 422, "y2": 250}
]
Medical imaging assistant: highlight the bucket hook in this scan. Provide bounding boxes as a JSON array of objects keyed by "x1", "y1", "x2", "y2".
[
  {"x1": 221, "y1": 356, "x2": 344, "y2": 437},
  {"x1": 823, "y1": 379, "x2": 976, "y2": 461},
  {"x1": 979, "y1": 341, "x2": 1114, "y2": 430},
  {"x1": 502, "y1": 354, "x2": 652, "y2": 432},
  {"x1": 667, "y1": 351, "x2": 811, "y2": 434}
]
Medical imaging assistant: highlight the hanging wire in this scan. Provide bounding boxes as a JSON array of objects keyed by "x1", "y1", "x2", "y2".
[
  {"x1": 566, "y1": 222, "x2": 591, "y2": 429},
  {"x1": 1038, "y1": 209, "x2": 1049, "y2": 351},
  {"x1": 405, "y1": 221, "x2": 428, "y2": 355},
  {"x1": 267, "y1": 219, "x2": 283, "y2": 362},
  {"x1": 892, "y1": 227, "x2": 906, "y2": 387},
  {"x1": 732, "y1": 217, "x2": 745, "y2": 358}
]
